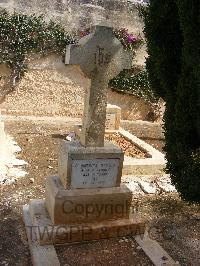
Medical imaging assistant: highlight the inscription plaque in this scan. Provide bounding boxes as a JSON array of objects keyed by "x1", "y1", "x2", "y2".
[
  {"x1": 105, "y1": 113, "x2": 116, "y2": 130},
  {"x1": 71, "y1": 159, "x2": 120, "y2": 188}
]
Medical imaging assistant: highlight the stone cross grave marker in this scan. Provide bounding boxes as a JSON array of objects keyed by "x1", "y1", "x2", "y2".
[
  {"x1": 66, "y1": 25, "x2": 132, "y2": 147},
  {"x1": 22, "y1": 28, "x2": 145, "y2": 254}
]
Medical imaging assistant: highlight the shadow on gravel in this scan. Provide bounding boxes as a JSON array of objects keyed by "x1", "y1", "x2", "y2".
[{"x1": 0, "y1": 207, "x2": 31, "y2": 266}]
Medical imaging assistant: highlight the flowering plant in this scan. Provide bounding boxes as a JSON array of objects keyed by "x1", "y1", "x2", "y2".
[
  {"x1": 78, "y1": 28, "x2": 90, "y2": 38},
  {"x1": 114, "y1": 28, "x2": 143, "y2": 52},
  {"x1": 78, "y1": 27, "x2": 143, "y2": 53}
]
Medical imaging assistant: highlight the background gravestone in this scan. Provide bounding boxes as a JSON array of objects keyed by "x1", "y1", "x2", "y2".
[{"x1": 106, "y1": 104, "x2": 121, "y2": 131}]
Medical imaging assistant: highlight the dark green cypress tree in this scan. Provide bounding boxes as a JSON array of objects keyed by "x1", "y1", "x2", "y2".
[
  {"x1": 141, "y1": 0, "x2": 183, "y2": 100},
  {"x1": 166, "y1": 0, "x2": 200, "y2": 202},
  {"x1": 142, "y1": 0, "x2": 200, "y2": 202}
]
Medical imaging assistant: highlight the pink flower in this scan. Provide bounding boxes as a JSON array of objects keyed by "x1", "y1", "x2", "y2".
[
  {"x1": 79, "y1": 29, "x2": 90, "y2": 38},
  {"x1": 127, "y1": 34, "x2": 137, "y2": 43}
]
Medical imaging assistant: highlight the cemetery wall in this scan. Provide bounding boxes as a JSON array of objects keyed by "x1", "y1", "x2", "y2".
[
  {"x1": 0, "y1": 1, "x2": 150, "y2": 120},
  {"x1": 0, "y1": 1, "x2": 147, "y2": 66},
  {"x1": 0, "y1": 55, "x2": 152, "y2": 120},
  {"x1": 0, "y1": 1, "x2": 144, "y2": 33}
]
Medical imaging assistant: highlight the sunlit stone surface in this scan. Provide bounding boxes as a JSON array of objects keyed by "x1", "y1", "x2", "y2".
[{"x1": 0, "y1": 112, "x2": 27, "y2": 185}]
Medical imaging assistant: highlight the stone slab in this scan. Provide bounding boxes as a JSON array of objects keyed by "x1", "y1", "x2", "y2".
[
  {"x1": 23, "y1": 205, "x2": 60, "y2": 266},
  {"x1": 138, "y1": 180, "x2": 157, "y2": 194},
  {"x1": 135, "y1": 233, "x2": 179, "y2": 266},
  {"x1": 45, "y1": 175, "x2": 132, "y2": 225},
  {"x1": 29, "y1": 199, "x2": 146, "y2": 245},
  {"x1": 58, "y1": 140, "x2": 124, "y2": 189}
]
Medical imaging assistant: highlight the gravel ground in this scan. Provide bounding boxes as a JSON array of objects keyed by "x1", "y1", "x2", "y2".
[
  {"x1": 105, "y1": 133, "x2": 148, "y2": 158},
  {"x1": 0, "y1": 119, "x2": 199, "y2": 266}
]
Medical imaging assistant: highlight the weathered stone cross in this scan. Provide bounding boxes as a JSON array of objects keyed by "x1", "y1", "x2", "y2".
[{"x1": 65, "y1": 26, "x2": 132, "y2": 147}]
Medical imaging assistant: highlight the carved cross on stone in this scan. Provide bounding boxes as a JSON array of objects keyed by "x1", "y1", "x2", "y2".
[{"x1": 65, "y1": 26, "x2": 132, "y2": 147}]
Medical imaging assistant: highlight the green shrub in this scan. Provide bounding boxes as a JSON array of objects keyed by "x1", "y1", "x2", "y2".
[
  {"x1": 110, "y1": 66, "x2": 158, "y2": 104},
  {"x1": 0, "y1": 8, "x2": 75, "y2": 86},
  {"x1": 142, "y1": 0, "x2": 200, "y2": 202}
]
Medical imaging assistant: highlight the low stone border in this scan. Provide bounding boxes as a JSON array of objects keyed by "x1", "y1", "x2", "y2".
[
  {"x1": 119, "y1": 128, "x2": 166, "y2": 176},
  {"x1": 121, "y1": 120, "x2": 164, "y2": 140}
]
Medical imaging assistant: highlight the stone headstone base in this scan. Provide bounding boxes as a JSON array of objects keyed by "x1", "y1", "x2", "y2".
[
  {"x1": 58, "y1": 140, "x2": 124, "y2": 189},
  {"x1": 45, "y1": 175, "x2": 132, "y2": 225},
  {"x1": 24, "y1": 199, "x2": 145, "y2": 246}
]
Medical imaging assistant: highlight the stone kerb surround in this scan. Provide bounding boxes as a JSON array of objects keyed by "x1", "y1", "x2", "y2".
[{"x1": 119, "y1": 128, "x2": 166, "y2": 176}]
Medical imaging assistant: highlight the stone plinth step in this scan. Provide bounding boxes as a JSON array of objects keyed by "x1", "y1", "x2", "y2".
[
  {"x1": 45, "y1": 175, "x2": 132, "y2": 225},
  {"x1": 27, "y1": 199, "x2": 146, "y2": 246}
]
